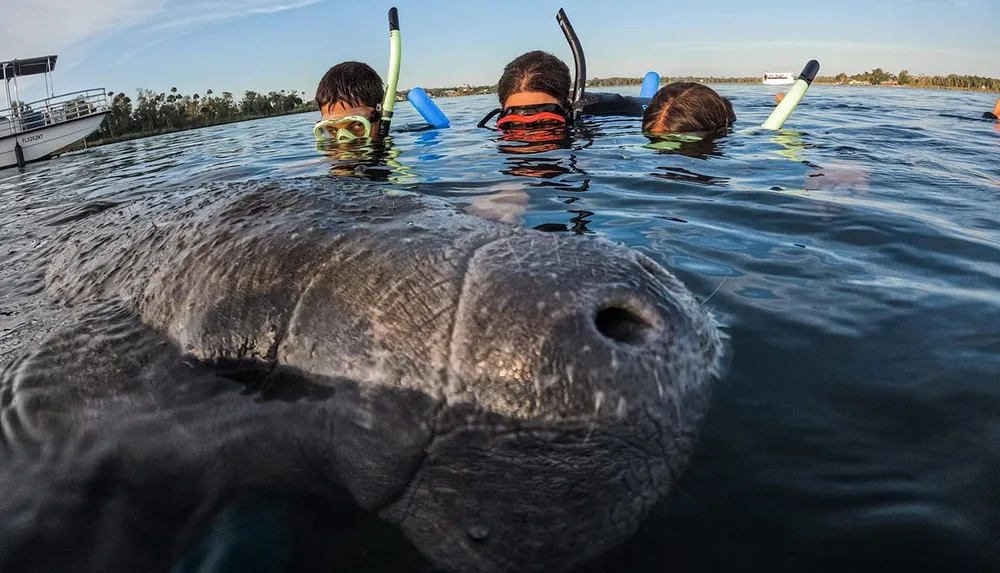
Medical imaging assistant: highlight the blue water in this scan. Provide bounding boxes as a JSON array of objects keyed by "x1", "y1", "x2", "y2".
[{"x1": 2, "y1": 84, "x2": 999, "y2": 571}]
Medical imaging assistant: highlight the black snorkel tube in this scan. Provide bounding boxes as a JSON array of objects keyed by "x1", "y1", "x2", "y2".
[{"x1": 556, "y1": 8, "x2": 586, "y2": 123}]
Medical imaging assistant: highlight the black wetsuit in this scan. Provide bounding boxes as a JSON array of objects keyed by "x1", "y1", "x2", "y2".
[{"x1": 580, "y1": 92, "x2": 649, "y2": 118}]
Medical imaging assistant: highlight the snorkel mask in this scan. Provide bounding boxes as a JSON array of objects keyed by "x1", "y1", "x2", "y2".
[
  {"x1": 477, "y1": 103, "x2": 569, "y2": 131},
  {"x1": 314, "y1": 108, "x2": 382, "y2": 142},
  {"x1": 497, "y1": 103, "x2": 567, "y2": 131},
  {"x1": 496, "y1": 103, "x2": 568, "y2": 130},
  {"x1": 478, "y1": 103, "x2": 571, "y2": 153}
]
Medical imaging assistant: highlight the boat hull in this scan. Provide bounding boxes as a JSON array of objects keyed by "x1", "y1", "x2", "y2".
[{"x1": 0, "y1": 112, "x2": 107, "y2": 169}]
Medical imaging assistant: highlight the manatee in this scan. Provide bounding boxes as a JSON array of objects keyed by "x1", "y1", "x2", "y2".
[{"x1": 0, "y1": 179, "x2": 723, "y2": 573}]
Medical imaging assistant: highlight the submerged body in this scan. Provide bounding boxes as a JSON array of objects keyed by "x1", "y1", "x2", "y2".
[{"x1": 0, "y1": 179, "x2": 722, "y2": 572}]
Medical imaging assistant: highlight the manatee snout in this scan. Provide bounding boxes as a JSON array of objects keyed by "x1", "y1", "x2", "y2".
[{"x1": 381, "y1": 233, "x2": 722, "y2": 573}]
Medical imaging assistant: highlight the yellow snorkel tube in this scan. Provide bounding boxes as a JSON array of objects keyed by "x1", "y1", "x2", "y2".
[
  {"x1": 377, "y1": 7, "x2": 401, "y2": 138},
  {"x1": 762, "y1": 60, "x2": 820, "y2": 130}
]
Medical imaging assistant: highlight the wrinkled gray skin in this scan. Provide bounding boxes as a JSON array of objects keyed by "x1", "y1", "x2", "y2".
[{"x1": 0, "y1": 179, "x2": 723, "y2": 573}]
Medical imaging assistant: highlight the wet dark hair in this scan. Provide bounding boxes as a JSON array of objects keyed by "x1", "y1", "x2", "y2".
[
  {"x1": 642, "y1": 82, "x2": 736, "y2": 135},
  {"x1": 315, "y1": 61, "x2": 384, "y2": 110},
  {"x1": 497, "y1": 51, "x2": 571, "y2": 109}
]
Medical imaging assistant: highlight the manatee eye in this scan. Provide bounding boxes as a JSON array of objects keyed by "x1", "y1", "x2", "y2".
[{"x1": 467, "y1": 524, "x2": 490, "y2": 542}]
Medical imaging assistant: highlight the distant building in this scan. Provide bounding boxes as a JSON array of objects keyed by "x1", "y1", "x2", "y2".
[{"x1": 763, "y1": 72, "x2": 795, "y2": 85}]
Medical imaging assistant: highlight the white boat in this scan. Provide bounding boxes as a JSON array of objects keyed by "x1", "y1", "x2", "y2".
[
  {"x1": 1, "y1": 55, "x2": 109, "y2": 170},
  {"x1": 762, "y1": 72, "x2": 795, "y2": 86}
]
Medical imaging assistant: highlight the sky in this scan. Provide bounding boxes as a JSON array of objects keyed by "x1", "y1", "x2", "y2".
[{"x1": 1, "y1": 0, "x2": 997, "y2": 102}]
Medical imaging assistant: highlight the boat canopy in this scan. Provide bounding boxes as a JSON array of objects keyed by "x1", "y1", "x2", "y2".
[{"x1": 1, "y1": 56, "x2": 58, "y2": 81}]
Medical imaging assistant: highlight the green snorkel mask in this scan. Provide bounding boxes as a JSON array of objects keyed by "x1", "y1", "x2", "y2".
[{"x1": 313, "y1": 109, "x2": 381, "y2": 142}]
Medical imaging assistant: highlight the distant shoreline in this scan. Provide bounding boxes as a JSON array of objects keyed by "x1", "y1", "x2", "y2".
[
  {"x1": 70, "y1": 79, "x2": 997, "y2": 152},
  {"x1": 398, "y1": 78, "x2": 1000, "y2": 100},
  {"x1": 812, "y1": 82, "x2": 998, "y2": 93}
]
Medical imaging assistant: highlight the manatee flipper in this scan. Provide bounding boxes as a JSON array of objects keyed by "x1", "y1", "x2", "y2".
[
  {"x1": 0, "y1": 300, "x2": 239, "y2": 454},
  {"x1": 0, "y1": 345, "x2": 414, "y2": 573},
  {"x1": 0, "y1": 296, "x2": 444, "y2": 573}
]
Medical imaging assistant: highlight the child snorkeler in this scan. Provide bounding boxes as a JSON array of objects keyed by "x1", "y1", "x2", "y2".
[
  {"x1": 478, "y1": 50, "x2": 573, "y2": 130},
  {"x1": 313, "y1": 61, "x2": 386, "y2": 141},
  {"x1": 642, "y1": 82, "x2": 736, "y2": 136}
]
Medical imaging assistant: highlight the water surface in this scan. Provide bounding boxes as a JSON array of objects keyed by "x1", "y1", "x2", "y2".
[{"x1": 2, "y1": 84, "x2": 999, "y2": 572}]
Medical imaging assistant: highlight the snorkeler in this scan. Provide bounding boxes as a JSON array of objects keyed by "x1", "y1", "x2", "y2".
[
  {"x1": 642, "y1": 83, "x2": 737, "y2": 136},
  {"x1": 477, "y1": 51, "x2": 572, "y2": 130},
  {"x1": 313, "y1": 61, "x2": 386, "y2": 141},
  {"x1": 313, "y1": 8, "x2": 401, "y2": 141},
  {"x1": 984, "y1": 98, "x2": 1000, "y2": 120},
  {"x1": 476, "y1": 9, "x2": 661, "y2": 130}
]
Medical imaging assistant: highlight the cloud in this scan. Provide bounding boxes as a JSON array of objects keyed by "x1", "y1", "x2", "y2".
[
  {"x1": 0, "y1": 0, "x2": 324, "y2": 67},
  {"x1": 0, "y1": 0, "x2": 167, "y2": 61},
  {"x1": 118, "y1": 0, "x2": 324, "y2": 61},
  {"x1": 248, "y1": 0, "x2": 323, "y2": 15},
  {"x1": 144, "y1": 0, "x2": 323, "y2": 32}
]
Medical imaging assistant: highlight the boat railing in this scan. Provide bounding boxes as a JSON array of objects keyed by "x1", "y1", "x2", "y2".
[{"x1": 0, "y1": 89, "x2": 109, "y2": 138}]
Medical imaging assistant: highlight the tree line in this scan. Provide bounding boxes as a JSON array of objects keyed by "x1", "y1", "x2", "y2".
[
  {"x1": 395, "y1": 76, "x2": 764, "y2": 98},
  {"x1": 395, "y1": 85, "x2": 494, "y2": 99},
  {"x1": 589, "y1": 76, "x2": 762, "y2": 86},
  {"x1": 72, "y1": 69, "x2": 999, "y2": 147},
  {"x1": 818, "y1": 69, "x2": 1000, "y2": 90},
  {"x1": 404, "y1": 72, "x2": 1000, "y2": 98},
  {"x1": 91, "y1": 87, "x2": 317, "y2": 144}
]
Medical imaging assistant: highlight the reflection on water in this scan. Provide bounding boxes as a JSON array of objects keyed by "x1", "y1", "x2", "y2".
[
  {"x1": 806, "y1": 160, "x2": 872, "y2": 193},
  {"x1": 651, "y1": 165, "x2": 729, "y2": 186},
  {"x1": 643, "y1": 133, "x2": 729, "y2": 160},
  {"x1": 315, "y1": 138, "x2": 407, "y2": 182},
  {"x1": 769, "y1": 129, "x2": 810, "y2": 162},
  {"x1": 2, "y1": 85, "x2": 1000, "y2": 572},
  {"x1": 501, "y1": 156, "x2": 575, "y2": 180}
]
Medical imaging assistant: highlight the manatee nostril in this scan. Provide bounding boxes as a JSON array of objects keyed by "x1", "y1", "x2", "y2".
[{"x1": 594, "y1": 305, "x2": 655, "y2": 345}]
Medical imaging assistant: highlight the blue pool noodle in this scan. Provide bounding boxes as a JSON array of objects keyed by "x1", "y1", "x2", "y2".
[
  {"x1": 640, "y1": 72, "x2": 660, "y2": 99},
  {"x1": 407, "y1": 87, "x2": 450, "y2": 128}
]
